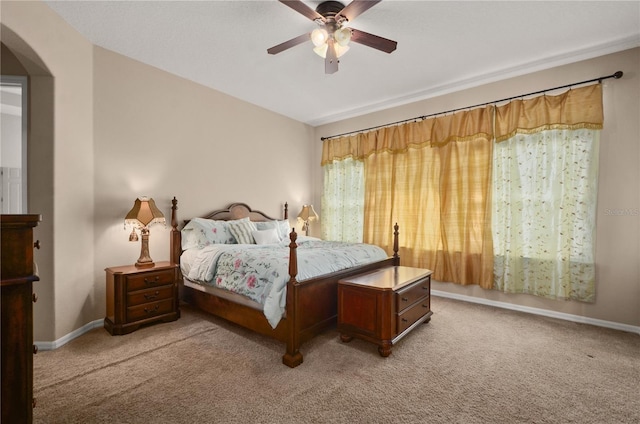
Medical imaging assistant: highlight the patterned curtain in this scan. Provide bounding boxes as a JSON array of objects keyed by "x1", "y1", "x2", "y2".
[
  {"x1": 492, "y1": 84, "x2": 603, "y2": 301},
  {"x1": 320, "y1": 157, "x2": 365, "y2": 242},
  {"x1": 321, "y1": 134, "x2": 366, "y2": 242}
]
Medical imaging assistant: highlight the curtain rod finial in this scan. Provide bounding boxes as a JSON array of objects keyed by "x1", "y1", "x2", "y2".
[{"x1": 614, "y1": 71, "x2": 623, "y2": 79}]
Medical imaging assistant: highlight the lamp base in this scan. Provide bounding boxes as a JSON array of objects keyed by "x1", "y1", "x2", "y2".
[
  {"x1": 135, "y1": 260, "x2": 155, "y2": 269},
  {"x1": 135, "y1": 228, "x2": 155, "y2": 268}
]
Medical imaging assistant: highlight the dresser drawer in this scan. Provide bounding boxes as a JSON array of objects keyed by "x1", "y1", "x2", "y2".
[
  {"x1": 397, "y1": 296, "x2": 430, "y2": 334},
  {"x1": 395, "y1": 276, "x2": 430, "y2": 312},
  {"x1": 127, "y1": 285, "x2": 173, "y2": 306},
  {"x1": 126, "y1": 269, "x2": 174, "y2": 292},
  {"x1": 127, "y1": 298, "x2": 174, "y2": 322}
]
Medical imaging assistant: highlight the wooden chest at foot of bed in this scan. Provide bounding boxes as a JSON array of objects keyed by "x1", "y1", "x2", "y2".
[{"x1": 338, "y1": 266, "x2": 432, "y2": 357}]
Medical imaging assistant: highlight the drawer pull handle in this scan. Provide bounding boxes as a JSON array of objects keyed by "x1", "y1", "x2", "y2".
[
  {"x1": 144, "y1": 291, "x2": 160, "y2": 300},
  {"x1": 32, "y1": 292, "x2": 38, "y2": 303},
  {"x1": 401, "y1": 318, "x2": 408, "y2": 323},
  {"x1": 422, "y1": 304, "x2": 429, "y2": 308},
  {"x1": 401, "y1": 297, "x2": 409, "y2": 302},
  {"x1": 33, "y1": 344, "x2": 38, "y2": 354},
  {"x1": 144, "y1": 276, "x2": 160, "y2": 284},
  {"x1": 144, "y1": 305, "x2": 160, "y2": 314},
  {"x1": 422, "y1": 286, "x2": 429, "y2": 290}
]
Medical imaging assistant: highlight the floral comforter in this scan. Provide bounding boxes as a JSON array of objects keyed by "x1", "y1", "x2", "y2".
[{"x1": 182, "y1": 237, "x2": 388, "y2": 328}]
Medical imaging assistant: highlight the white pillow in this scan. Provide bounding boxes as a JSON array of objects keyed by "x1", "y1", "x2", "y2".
[
  {"x1": 228, "y1": 218, "x2": 257, "y2": 244},
  {"x1": 255, "y1": 220, "x2": 291, "y2": 241},
  {"x1": 252, "y1": 228, "x2": 281, "y2": 245}
]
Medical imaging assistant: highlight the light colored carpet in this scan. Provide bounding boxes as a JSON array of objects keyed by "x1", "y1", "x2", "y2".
[{"x1": 33, "y1": 297, "x2": 640, "y2": 424}]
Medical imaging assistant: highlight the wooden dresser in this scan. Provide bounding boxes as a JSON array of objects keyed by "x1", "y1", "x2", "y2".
[
  {"x1": 338, "y1": 266, "x2": 432, "y2": 357},
  {"x1": 1, "y1": 214, "x2": 42, "y2": 424},
  {"x1": 104, "y1": 261, "x2": 180, "y2": 335}
]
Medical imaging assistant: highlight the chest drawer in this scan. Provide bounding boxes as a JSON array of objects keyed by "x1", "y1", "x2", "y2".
[
  {"x1": 127, "y1": 285, "x2": 173, "y2": 306},
  {"x1": 397, "y1": 296, "x2": 431, "y2": 334},
  {"x1": 126, "y1": 269, "x2": 174, "y2": 292},
  {"x1": 127, "y1": 298, "x2": 174, "y2": 322},
  {"x1": 395, "y1": 275, "x2": 430, "y2": 312}
]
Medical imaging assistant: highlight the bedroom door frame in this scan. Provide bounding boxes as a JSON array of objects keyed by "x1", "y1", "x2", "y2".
[{"x1": 0, "y1": 75, "x2": 28, "y2": 213}]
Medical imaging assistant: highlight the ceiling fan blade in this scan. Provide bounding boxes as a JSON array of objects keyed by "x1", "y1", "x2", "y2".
[
  {"x1": 267, "y1": 33, "x2": 311, "y2": 55},
  {"x1": 279, "y1": 0, "x2": 325, "y2": 22},
  {"x1": 325, "y1": 39, "x2": 339, "y2": 74},
  {"x1": 337, "y1": 0, "x2": 382, "y2": 22},
  {"x1": 350, "y1": 28, "x2": 397, "y2": 53}
]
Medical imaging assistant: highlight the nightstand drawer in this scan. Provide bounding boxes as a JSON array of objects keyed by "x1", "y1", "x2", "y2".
[
  {"x1": 395, "y1": 276, "x2": 430, "y2": 312},
  {"x1": 126, "y1": 270, "x2": 174, "y2": 292},
  {"x1": 127, "y1": 286, "x2": 173, "y2": 306},
  {"x1": 397, "y1": 297, "x2": 430, "y2": 334},
  {"x1": 127, "y1": 298, "x2": 174, "y2": 322}
]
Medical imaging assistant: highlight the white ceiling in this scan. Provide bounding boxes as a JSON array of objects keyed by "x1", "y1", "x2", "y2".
[{"x1": 44, "y1": 0, "x2": 640, "y2": 126}]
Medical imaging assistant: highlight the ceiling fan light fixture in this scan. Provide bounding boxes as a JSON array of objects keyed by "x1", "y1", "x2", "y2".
[
  {"x1": 313, "y1": 42, "x2": 350, "y2": 59},
  {"x1": 311, "y1": 28, "x2": 329, "y2": 47},
  {"x1": 334, "y1": 27, "x2": 352, "y2": 46}
]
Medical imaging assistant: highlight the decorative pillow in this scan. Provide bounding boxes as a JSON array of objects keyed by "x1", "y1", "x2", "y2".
[
  {"x1": 252, "y1": 228, "x2": 281, "y2": 245},
  {"x1": 255, "y1": 220, "x2": 291, "y2": 241},
  {"x1": 181, "y1": 218, "x2": 235, "y2": 250},
  {"x1": 228, "y1": 218, "x2": 257, "y2": 244}
]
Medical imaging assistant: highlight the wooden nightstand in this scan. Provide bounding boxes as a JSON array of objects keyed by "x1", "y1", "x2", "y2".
[
  {"x1": 338, "y1": 266, "x2": 432, "y2": 357},
  {"x1": 104, "y1": 261, "x2": 180, "y2": 335}
]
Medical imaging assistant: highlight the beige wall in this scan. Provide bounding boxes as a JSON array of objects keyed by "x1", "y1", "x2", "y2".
[
  {"x1": 3, "y1": 0, "x2": 315, "y2": 342},
  {"x1": 92, "y1": 47, "x2": 315, "y2": 315},
  {"x1": 2, "y1": 0, "x2": 94, "y2": 341},
  {"x1": 314, "y1": 48, "x2": 640, "y2": 328}
]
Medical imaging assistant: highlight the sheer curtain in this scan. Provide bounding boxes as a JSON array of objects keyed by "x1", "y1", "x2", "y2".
[
  {"x1": 321, "y1": 134, "x2": 365, "y2": 242},
  {"x1": 321, "y1": 158, "x2": 365, "y2": 242},
  {"x1": 492, "y1": 84, "x2": 603, "y2": 301}
]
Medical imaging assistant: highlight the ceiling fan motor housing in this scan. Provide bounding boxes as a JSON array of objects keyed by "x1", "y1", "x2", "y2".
[{"x1": 316, "y1": 1, "x2": 347, "y2": 22}]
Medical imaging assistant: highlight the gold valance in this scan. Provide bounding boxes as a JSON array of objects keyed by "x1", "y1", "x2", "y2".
[
  {"x1": 321, "y1": 105, "x2": 494, "y2": 165},
  {"x1": 494, "y1": 83, "x2": 603, "y2": 142}
]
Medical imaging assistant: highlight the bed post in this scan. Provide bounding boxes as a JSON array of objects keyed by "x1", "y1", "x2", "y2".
[
  {"x1": 170, "y1": 197, "x2": 180, "y2": 265},
  {"x1": 284, "y1": 202, "x2": 288, "y2": 220},
  {"x1": 282, "y1": 228, "x2": 303, "y2": 368},
  {"x1": 393, "y1": 222, "x2": 400, "y2": 266}
]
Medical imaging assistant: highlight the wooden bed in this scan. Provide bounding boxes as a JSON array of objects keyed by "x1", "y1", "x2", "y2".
[{"x1": 169, "y1": 197, "x2": 399, "y2": 367}]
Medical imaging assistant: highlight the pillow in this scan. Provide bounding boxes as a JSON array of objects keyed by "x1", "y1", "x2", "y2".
[
  {"x1": 181, "y1": 218, "x2": 235, "y2": 250},
  {"x1": 252, "y1": 228, "x2": 281, "y2": 245},
  {"x1": 276, "y1": 220, "x2": 291, "y2": 241},
  {"x1": 255, "y1": 220, "x2": 291, "y2": 241},
  {"x1": 228, "y1": 218, "x2": 257, "y2": 244}
]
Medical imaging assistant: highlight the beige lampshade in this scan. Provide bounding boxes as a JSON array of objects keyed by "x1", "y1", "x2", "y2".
[
  {"x1": 297, "y1": 205, "x2": 319, "y2": 222},
  {"x1": 125, "y1": 197, "x2": 165, "y2": 228}
]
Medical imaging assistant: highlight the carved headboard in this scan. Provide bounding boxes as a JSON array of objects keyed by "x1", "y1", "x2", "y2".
[{"x1": 199, "y1": 202, "x2": 288, "y2": 222}]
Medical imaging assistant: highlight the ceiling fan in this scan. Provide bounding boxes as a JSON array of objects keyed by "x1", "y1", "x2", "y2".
[{"x1": 267, "y1": 0, "x2": 397, "y2": 74}]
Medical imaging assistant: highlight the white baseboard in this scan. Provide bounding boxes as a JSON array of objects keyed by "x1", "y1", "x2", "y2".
[
  {"x1": 431, "y1": 290, "x2": 640, "y2": 335},
  {"x1": 35, "y1": 293, "x2": 640, "y2": 350},
  {"x1": 35, "y1": 319, "x2": 104, "y2": 351}
]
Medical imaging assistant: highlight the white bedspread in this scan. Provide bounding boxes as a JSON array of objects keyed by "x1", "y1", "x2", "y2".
[{"x1": 182, "y1": 237, "x2": 388, "y2": 328}]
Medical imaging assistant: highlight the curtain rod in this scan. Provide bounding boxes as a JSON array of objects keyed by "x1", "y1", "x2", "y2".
[{"x1": 321, "y1": 70, "x2": 623, "y2": 141}]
